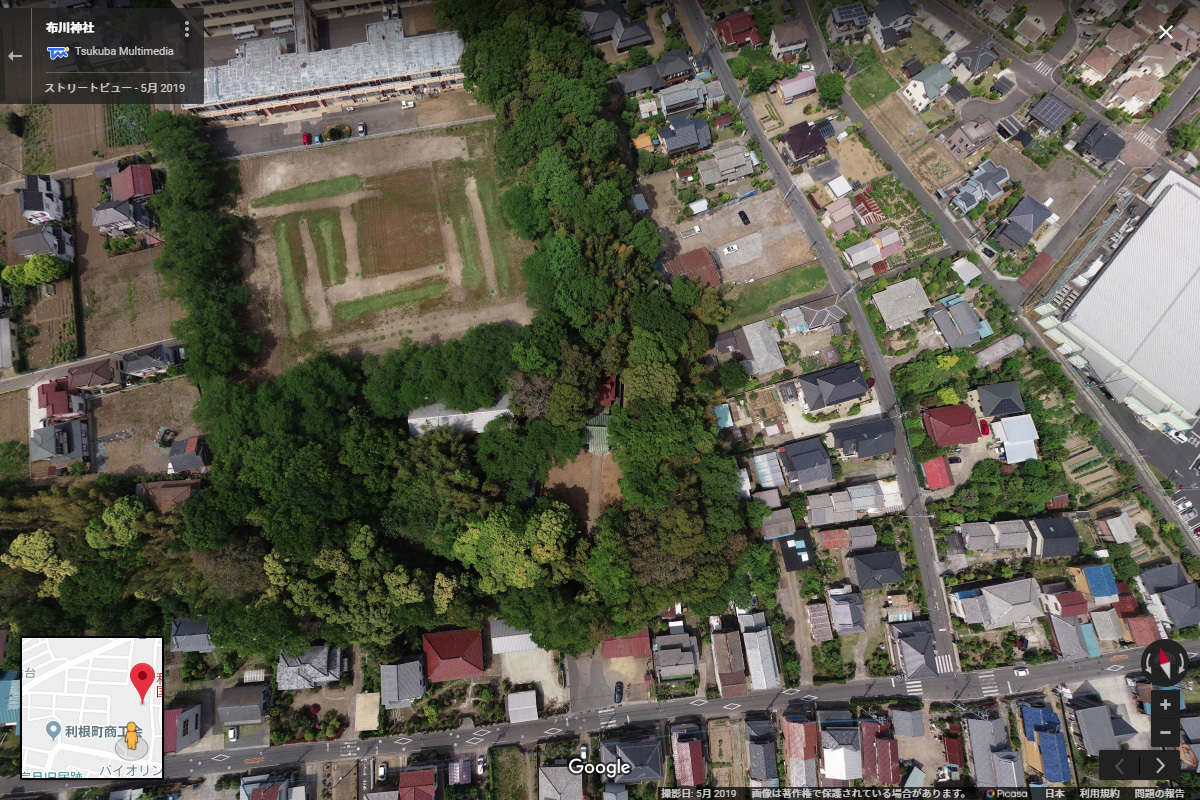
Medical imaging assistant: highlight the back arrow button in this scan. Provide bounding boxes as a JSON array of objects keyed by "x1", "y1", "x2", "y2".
[{"x1": 7, "y1": 52, "x2": 21, "y2": 61}]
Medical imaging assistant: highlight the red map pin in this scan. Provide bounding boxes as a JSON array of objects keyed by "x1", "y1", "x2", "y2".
[{"x1": 130, "y1": 663, "x2": 155, "y2": 704}]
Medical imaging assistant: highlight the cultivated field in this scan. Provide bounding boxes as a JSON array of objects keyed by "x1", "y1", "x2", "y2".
[
  {"x1": 241, "y1": 122, "x2": 533, "y2": 373},
  {"x1": 908, "y1": 140, "x2": 965, "y2": 191},
  {"x1": 90, "y1": 379, "x2": 202, "y2": 476},
  {"x1": 707, "y1": 718, "x2": 745, "y2": 788},
  {"x1": 0, "y1": 390, "x2": 27, "y2": 444}
]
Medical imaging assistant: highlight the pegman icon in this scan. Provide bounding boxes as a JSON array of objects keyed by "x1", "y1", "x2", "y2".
[{"x1": 46, "y1": 47, "x2": 70, "y2": 60}]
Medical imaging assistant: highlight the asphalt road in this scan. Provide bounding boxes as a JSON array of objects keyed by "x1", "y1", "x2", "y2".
[{"x1": 679, "y1": 0, "x2": 961, "y2": 674}]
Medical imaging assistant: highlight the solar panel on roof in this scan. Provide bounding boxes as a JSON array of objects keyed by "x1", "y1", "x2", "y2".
[
  {"x1": 993, "y1": 76, "x2": 1014, "y2": 94},
  {"x1": 1030, "y1": 94, "x2": 1071, "y2": 129},
  {"x1": 946, "y1": 84, "x2": 969, "y2": 103},
  {"x1": 832, "y1": 3, "x2": 869, "y2": 25}
]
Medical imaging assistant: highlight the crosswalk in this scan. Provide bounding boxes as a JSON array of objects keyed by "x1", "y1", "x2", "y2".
[
  {"x1": 906, "y1": 679, "x2": 924, "y2": 695},
  {"x1": 935, "y1": 654, "x2": 956, "y2": 674},
  {"x1": 978, "y1": 670, "x2": 999, "y2": 696},
  {"x1": 1133, "y1": 127, "x2": 1161, "y2": 148},
  {"x1": 1032, "y1": 58, "x2": 1056, "y2": 76}
]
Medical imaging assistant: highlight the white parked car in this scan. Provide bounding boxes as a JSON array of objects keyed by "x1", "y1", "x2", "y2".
[
  {"x1": 1176, "y1": 498, "x2": 1193, "y2": 511},
  {"x1": 1013, "y1": 667, "x2": 1029, "y2": 677},
  {"x1": 378, "y1": 762, "x2": 387, "y2": 781},
  {"x1": 476, "y1": 754, "x2": 487, "y2": 775},
  {"x1": 1167, "y1": 429, "x2": 1191, "y2": 444},
  {"x1": 401, "y1": 100, "x2": 415, "y2": 109},
  {"x1": 800, "y1": 64, "x2": 815, "y2": 71},
  {"x1": 228, "y1": 727, "x2": 238, "y2": 742},
  {"x1": 722, "y1": 244, "x2": 739, "y2": 255}
]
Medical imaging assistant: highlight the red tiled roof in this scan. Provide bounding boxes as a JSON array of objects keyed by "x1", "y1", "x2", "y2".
[
  {"x1": 878, "y1": 240, "x2": 905, "y2": 259},
  {"x1": 1126, "y1": 614, "x2": 1165, "y2": 646},
  {"x1": 1045, "y1": 491, "x2": 1070, "y2": 510},
  {"x1": 819, "y1": 528, "x2": 851, "y2": 549},
  {"x1": 422, "y1": 629, "x2": 484, "y2": 682},
  {"x1": 663, "y1": 248, "x2": 722, "y2": 288},
  {"x1": 871, "y1": 259, "x2": 890, "y2": 275},
  {"x1": 396, "y1": 768, "x2": 437, "y2": 800},
  {"x1": 1054, "y1": 591, "x2": 1088, "y2": 617},
  {"x1": 675, "y1": 737, "x2": 706, "y2": 786},
  {"x1": 1018, "y1": 251, "x2": 1056, "y2": 293},
  {"x1": 137, "y1": 479, "x2": 203, "y2": 514},
  {"x1": 601, "y1": 629, "x2": 652, "y2": 659},
  {"x1": 923, "y1": 404, "x2": 980, "y2": 447},
  {"x1": 716, "y1": 10, "x2": 763, "y2": 47},
  {"x1": 861, "y1": 721, "x2": 900, "y2": 785},
  {"x1": 1114, "y1": 583, "x2": 1139, "y2": 617},
  {"x1": 164, "y1": 707, "x2": 180, "y2": 753},
  {"x1": 922, "y1": 457, "x2": 953, "y2": 490},
  {"x1": 66, "y1": 358, "x2": 112, "y2": 390},
  {"x1": 37, "y1": 377, "x2": 69, "y2": 416},
  {"x1": 945, "y1": 731, "x2": 965, "y2": 767},
  {"x1": 250, "y1": 786, "x2": 281, "y2": 800},
  {"x1": 715, "y1": 113, "x2": 734, "y2": 128},
  {"x1": 783, "y1": 717, "x2": 819, "y2": 760},
  {"x1": 111, "y1": 164, "x2": 154, "y2": 202},
  {"x1": 596, "y1": 375, "x2": 617, "y2": 408}
]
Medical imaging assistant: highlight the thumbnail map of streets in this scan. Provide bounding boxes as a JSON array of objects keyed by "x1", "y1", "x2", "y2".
[{"x1": 21, "y1": 638, "x2": 163, "y2": 779}]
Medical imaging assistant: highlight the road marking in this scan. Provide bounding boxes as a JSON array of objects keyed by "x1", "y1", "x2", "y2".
[
  {"x1": 543, "y1": 728, "x2": 564, "y2": 735},
  {"x1": 906, "y1": 680, "x2": 924, "y2": 695},
  {"x1": 802, "y1": 694, "x2": 819, "y2": 701},
  {"x1": 689, "y1": 699, "x2": 708, "y2": 706},
  {"x1": 244, "y1": 758, "x2": 264, "y2": 764},
  {"x1": 935, "y1": 655, "x2": 956, "y2": 674},
  {"x1": 1106, "y1": 665, "x2": 1124, "y2": 671},
  {"x1": 393, "y1": 737, "x2": 413, "y2": 745},
  {"x1": 781, "y1": 688, "x2": 801, "y2": 695},
  {"x1": 465, "y1": 737, "x2": 484, "y2": 745},
  {"x1": 723, "y1": 703, "x2": 742, "y2": 710},
  {"x1": 474, "y1": 729, "x2": 493, "y2": 736},
  {"x1": 1109, "y1": 654, "x2": 1130, "y2": 661},
  {"x1": 1007, "y1": 681, "x2": 1013, "y2": 695},
  {"x1": 211, "y1": 755, "x2": 230, "y2": 762}
]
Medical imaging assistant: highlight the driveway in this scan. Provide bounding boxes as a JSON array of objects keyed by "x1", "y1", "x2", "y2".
[{"x1": 564, "y1": 653, "x2": 651, "y2": 712}]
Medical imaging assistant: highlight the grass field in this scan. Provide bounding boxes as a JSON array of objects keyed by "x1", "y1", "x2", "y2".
[
  {"x1": 489, "y1": 747, "x2": 530, "y2": 800},
  {"x1": 434, "y1": 160, "x2": 485, "y2": 290},
  {"x1": 252, "y1": 175, "x2": 363, "y2": 208},
  {"x1": 273, "y1": 219, "x2": 310, "y2": 336},
  {"x1": 722, "y1": 263, "x2": 828, "y2": 330},
  {"x1": 849, "y1": 63, "x2": 901, "y2": 108},
  {"x1": 306, "y1": 209, "x2": 348, "y2": 286},
  {"x1": 22, "y1": 104, "x2": 55, "y2": 174},
  {"x1": 353, "y1": 169, "x2": 445, "y2": 276},
  {"x1": 880, "y1": 24, "x2": 949, "y2": 76},
  {"x1": 0, "y1": 441, "x2": 29, "y2": 481},
  {"x1": 333, "y1": 279, "x2": 449, "y2": 321},
  {"x1": 104, "y1": 104, "x2": 153, "y2": 148}
]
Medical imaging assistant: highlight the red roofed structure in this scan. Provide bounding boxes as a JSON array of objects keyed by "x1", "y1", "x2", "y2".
[
  {"x1": 1114, "y1": 583, "x2": 1139, "y2": 617},
  {"x1": 663, "y1": 248, "x2": 722, "y2": 288},
  {"x1": 601, "y1": 629, "x2": 652, "y2": 659},
  {"x1": 923, "y1": 404, "x2": 980, "y2": 447},
  {"x1": 1125, "y1": 614, "x2": 1165, "y2": 646},
  {"x1": 422, "y1": 629, "x2": 484, "y2": 682},
  {"x1": 871, "y1": 260, "x2": 890, "y2": 275},
  {"x1": 396, "y1": 767, "x2": 438, "y2": 800},
  {"x1": 782, "y1": 715, "x2": 819, "y2": 760},
  {"x1": 1045, "y1": 491, "x2": 1070, "y2": 510},
  {"x1": 819, "y1": 528, "x2": 851, "y2": 549},
  {"x1": 922, "y1": 457, "x2": 953, "y2": 490},
  {"x1": 111, "y1": 164, "x2": 154, "y2": 203},
  {"x1": 715, "y1": 113, "x2": 734, "y2": 129},
  {"x1": 596, "y1": 375, "x2": 617, "y2": 408},
  {"x1": 1051, "y1": 590, "x2": 1089, "y2": 618},
  {"x1": 164, "y1": 707, "x2": 180, "y2": 753},
  {"x1": 673, "y1": 730, "x2": 706, "y2": 787},
  {"x1": 1018, "y1": 251, "x2": 1056, "y2": 294},
  {"x1": 250, "y1": 785, "x2": 281, "y2": 800},
  {"x1": 715, "y1": 10, "x2": 763, "y2": 48},
  {"x1": 37, "y1": 377, "x2": 71, "y2": 417},
  {"x1": 944, "y1": 723, "x2": 965, "y2": 767},
  {"x1": 861, "y1": 721, "x2": 900, "y2": 785}
]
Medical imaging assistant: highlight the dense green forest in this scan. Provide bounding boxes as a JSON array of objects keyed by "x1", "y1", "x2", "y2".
[{"x1": 0, "y1": 0, "x2": 776, "y2": 670}]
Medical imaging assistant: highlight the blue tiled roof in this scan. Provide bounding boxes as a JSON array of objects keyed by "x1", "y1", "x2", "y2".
[
  {"x1": 0, "y1": 671, "x2": 19, "y2": 730},
  {"x1": 1021, "y1": 704, "x2": 1059, "y2": 741},
  {"x1": 1083, "y1": 564, "x2": 1119, "y2": 598},
  {"x1": 1037, "y1": 730, "x2": 1071, "y2": 783}
]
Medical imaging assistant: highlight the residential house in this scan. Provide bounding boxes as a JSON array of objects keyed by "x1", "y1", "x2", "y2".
[
  {"x1": 1133, "y1": 2, "x2": 1169, "y2": 36},
  {"x1": 967, "y1": 717, "x2": 1024, "y2": 786},
  {"x1": 423, "y1": 629, "x2": 485, "y2": 681},
  {"x1": 854, "y1": 192, "x2": 885, "y2": 226},
  {"x1": 1089, "y1": 607, "x2": 1124, "y2": 642},
  {"x1": 952, "y1": 159, "x2": 1010, "y2": 215},
  {"x1": 487, "y1": 620, "x2": 538, "y2": 656},
  {"x1": 12, "y1": 224, "x2": 74, "y2": 261},
  {"x1": 778, "y1": 437, "x2": 835, "y2": 491},
  {"x1": 601, "y1": 736, "x2": 665, "y2": 784},
  {"x1": 170, "y1": 617, "x2": 214, "y2": 653},
  {"x1": 655, "y1": 631, "x2": 700, "y2": 680},
  {"x1": 738, "y1": 319, "x2": 785, "y2": 376},
  {"x1": 959, "y1": 519, "x2": 1034, "y2": 553},
  {"x1": 780, "y1": 121, "x2": 828, "y2": 165},
  {"x1": 951, "y1": 578, "x2": 1045, "y2": 629},
  {"x1": 996, "y1": 195, "x2": 1053, "y2": 251},
  {"x1": 671, "y1": 724, "x2": 707, "y2": 787},
  {"x1": 1109, "y1": 73, "x2": 1163, "y2": 114},
  {"x1": 739, "y1": 612, "x2": 782, "y2": 690},
  {"x1": 698, "y1": 142, "x2": 755, "y2": 187},
  {"x1": 614, "y1": 48, "x2": 693, "y2": 96},
  {"x1": 408, "y1": 396, "x2": 511, "y2": 436},
  {"x1": 829, "y1": 592, "x2": 866, "y2": 634},
  {"x1": 1096, "y1": 512, "x2": 1137, "y2": 544},
  {"x1": 1029, "y1": 94, "x2": 1073, "y2": 134},
  {"x1": 978, "y1": 382, "x2": 1025, "y2": 417},
  {"x1": 581, "y1": 2, "x2": 652, "y2": 51},
  {"x1": 952, "y1": 37, "x2": 999, "y2": 81},
  {"x1": 822, "y1": 196, "x2": 857, "y2": 235},
  {"x1": 868, "y1": 0, "x2": 914, "y2": 50},
  {"x1": 29, "y1": 419, "x2": 87, "y2": 468},
  {"x1": 716, "y1": 10, "x2": 764, "y2": 48},
  {"x1": 770, "y1": 18, "x2": 809, "y2": 60},
  {"x1": 600, "y1": 629, "x2": 652, "y2": 659},
  {"x1": 277, "y1": 645, "x2": 342, "y2": 690},
  {"x1": 923, "y1": 404, "x2": 980, "y2": 447},
  {"x1": 1030, "y1": 517, "x2": 1079, "y2": 557},
  {"x1": 111, "y1": 164, "x2": 154, "y2": 202},
  {"x1": 1106, "y1": 22, "x2": 1149, "y2": 55},
  {"x1": 994, "y1": 413, "x2": 1040, "y2": 464},
  {"x1": 93, "y1": 200, "x2": 153, "y2": 238},
  {"x1": 848, "y1": 525, "x2": 878, "y2": 550},
  {"x1": 806, "y1": 479, "x2": 904, "y2": 525},
  {"x1": 861, "y1": 721, "x2": 901, "y2": 784},
  {"x1": 825, "y1": 3, "x2": 870, "y2": 43},
  {"x1": 932, "y1": 298, "x2": 987, "y2": 349},
  {"x1": 659, "y1": 79, "x2": 719, "y2": 117},
  {"x1": 396, "y1": 768, "x2": 438, "y2": 800},
  {"x1": 137, "y1": 479, "x2": 201, "y2": 514},
  {"x1": 782, "y1": 715, "x2": 820, "y2": 786},
  {"x1": 711, "y1": 629, "x2": 747, "y2": 697},
  {"x1": 821, "y1": 727, "x2": 863, "y2": 780},
  {"x1": 121, "y1": 343, "x2": 174, "y2": 378},
  {"x1": 663, "y1": 248, "x2": 721, "y2": 288},
  {"x1": 779, "y1": 530, "x2": 816, "y2": 571},
  {"x1": 19, "y1": 175, "x2": 64, "y2": 224},
  {"x1": 745, "y1": 717, "x2": 779, "y2": 786},
  {"x1": 902, "y1": 63, "x2": 952, "y2": 112},
  {"x1": 506, "y1": 690, "x2": 538, "y2": 723},
  {"x1": 808, "y1": 602, "x2": 835, "y2": 642},
  {"x1": 944, "y1": 116, "x2": 997, "y2": 160},
  {"x1": 1077, "y1": 122, "x2": 1126, "y2": 166},
  {"x1": 1181, "y1": 716, "x2": 1200, "y2": 770},
  {"x1": 779, "y1": 294, "x2": 846, "y2": 334},
  {"x1": 873, "y1": 278, "x2": 932, "y2": 330},
  {"x1": 798, "y1": 362, "x2": 868, "y2": 412},
  {"x1": 830, "y1": 417, "x2": 896, "y2": 459},
  {"x1": 164, "y1": 703, "x2": 202, "y2": 754},
  {"x1": 539, "y1": 765, "x2": 582, "y2": 800},
  {"x1": 891, "y1": 709, "x2": 924, "y2": 739},
  {"x1": 1042, "y1": 588, "x2": 1089, "y2": 618},
  {"x1": 168, "y1": 436, "x2": 211, "y2": 474},
  {"x1": 240, "y1": 774, "x2": 290, "y2": 800},
  {"x1": 1080, "y1": 45, "x2": 1121, "y2": 85},
  {"x1": 1079, "y1": 564, "x2": 1120, "y2": 605},
  {"x1": 37, "y1": 377, "x2": 85, "y2": 422},
  {"x1": 887, "y1": 620, "x2": 938, "y2": 678},
  {"x1": 1137, "y1": 563, "x2": 1200, "y2": 631},
  {"x1": 776, "y1": 72, "x2": 817, "y2": 104},
  {"x1": 1014, "y1": 3, "x2": 1055, "y2": 46},
  {"x1": 660, "y1": 116, "x2": 713, "y2": 157},
  {"x1": 849, "y1": 551, "x2": 904, "y2": 591},
  {"x1": 1070, "y1": 699, "x2": 1138, "y2": 756},
  {"x1": 1017, "y1": 705, "x2": 1071, "y2": 783},
  {"x1": 217, "y1": 682, "x2": 271, "y2": 727},
  {"x1": 843, "y1": 228, "x2": 904, "y2": 273},
  {"x1": 1129, "y1": 42, "x2": 1180, "y2": 80},
  {"x1": 380, "y1": 659, "x2": 426, "y2": 709},
  {"x1": 1049, "y1": 614, "x2": 1101, "y2": 660},
  {"x1": 67, "y1": 358, "x2": 117, "y2": 391}
]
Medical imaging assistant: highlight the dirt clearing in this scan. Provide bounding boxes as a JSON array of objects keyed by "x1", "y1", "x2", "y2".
[
  {"x1": 0, "y1": 390, "x2": 27, "y2": 443},
  {"x1": 908, "y1": 140, "x2": 965, "y2": 192},
  {"x1": 707, "y1": 719, "x2": 745, "y2": 787},
  {"x1": 91, "y1": 379, "x2": 201, "y2": 476},
  {"x1": 990, "y1": 140, "x2": 1098, "y2": 223},
  {"x1": 828, "y1": 135, "x2": 890, "y2": 185},
  {"x1": 866, "y1": 94, "x2": 925, "y2": 152},
  {"x1": 544, "y1": 450, "x2": 622, "y2": 530},
  {"x1": 353, "y1": 168, "x2": 445, "y2": 276}
]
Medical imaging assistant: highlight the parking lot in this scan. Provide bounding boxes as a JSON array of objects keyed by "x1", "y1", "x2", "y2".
[
  {"x1": 643, "y1": 180, "x2": 814, "y2": 283},
  {"x1": 564, "y1": 652, "x2": 652, "y2": 712}
]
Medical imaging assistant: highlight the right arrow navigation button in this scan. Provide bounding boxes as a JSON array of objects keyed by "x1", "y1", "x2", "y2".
[{"x1": 1148, "y1": 751, "x2": 1180, "y2": 780}]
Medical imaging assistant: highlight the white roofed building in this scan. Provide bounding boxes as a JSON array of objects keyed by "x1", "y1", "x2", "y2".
[{"x1": 408, "y1": 396, "x2": 511, "y2": 436}]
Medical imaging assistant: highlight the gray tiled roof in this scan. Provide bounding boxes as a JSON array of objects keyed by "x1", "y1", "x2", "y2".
[
  {"x1": 891, "y1": 708, "x2": 925, "y2": 737},
  {"x1": 830, "y1": 417, "x2": 896, "y2": 458},
  {"x1": 999, "y1": 195, "x2": 1053, "y2": 248},
  {"x1": 798, "y1": 363, "x2": 868, "y2": 411},
  {"x1": 848, "y1": 525, "x2": 877, "y2": 550},
  {"x1": 1073, "y1": 704, "x2": 1119, "y2": 756},
  {"x1": 830, "y1": 593, "x2": 866, "y2": 634},
  {"x1": 276, "y1": 646, "x2": 342, "y2": 690},
  {"x1": 850, "y1": 551, "x2": 904, "y2": 591},
  {"x1": 742, "y1": 320, "x2": 786, "y2": 375},
  {"x1": 748, "y1": 740, "x2": 777, "y2": 781},
  {"x1": 889, "y1": 620, "x2": 938, "y2": 679},
  {"x1": 539, "y1": 765, "x2": 583, "y2": 800},
  {"x1": 977, "y1": 382, "x2": 1025, "y2": 417},
  {"x1": 1141, "y1": 562, "x2": 1190, "y2": 595},
  {"x1": 170, "y1": 618, "x2": 214, "y2": 653},
  {"x1": 654, "y1": 633, "x2": 699, "y2": 679},
  {"x1": 981, "y1": 578, "x2": 1045, "y2": 629},
  {"x1": 1162, "y1": 583, "x2": 1200, "y2": 628},
  {"x1": 1050, "y1": 614, "x2": 1091, "y2": 661},
  {"x1": 217, "y1": 682, "x2": 269, "y2": 726},
  {"x1": 601, "y1": 737, "x2": 664, "y2": 784},
  {"x1": 779, "y1": 437, "x2": 835, "y2": 488},
  {"x1": 380, "y1": 659, "x2": 425, "y2": 709},
  {"x1": 967, "y1": 717, "x2": 1023, "y2": 787}
]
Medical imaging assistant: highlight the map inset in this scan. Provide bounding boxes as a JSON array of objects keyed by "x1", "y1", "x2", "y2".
[{"x1": 21, "y1": 637, "x2": 163, "y2": 779}]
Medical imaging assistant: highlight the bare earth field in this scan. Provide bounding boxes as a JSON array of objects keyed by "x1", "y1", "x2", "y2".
[
  {"x1": 21, "y1": 283, "x2": 75, "y2": 369},
  {"x1": 400, "y1": 3, "x2": 442, "y2": 35},
  {"x1": 352, "y1": 168, "x2": 445, "y2": 276},
  {"x1": 989, "y1": 140, "x2": 1098, "y2": 223},
  {"x1": 91, "y1": 379, "x2": 202, "y2": 476},
  {"x1": 75, "y1": 175, "x2": 182, "y2": 352},
  {"x1": 827, "y1": 136, "x2": 890, "y2": 185},
  {"x1": 866, "y1": 94, "x2": 925, "y2": 152},
  {"x1": 908, "y1": 140, "x2": 965, "y2": 192},
  {"x1": 0, "y1": 390, "x2": 27, "y2": 444},
  {"x1": 0, "y1": 190, "x2": 26, "y2": 264},
  {"x1": 51, "y1": 105, "x2": 109, "y2": 171},
  {"x1": 544, "y1": 450, "x2": 622, "y2": 530}
]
